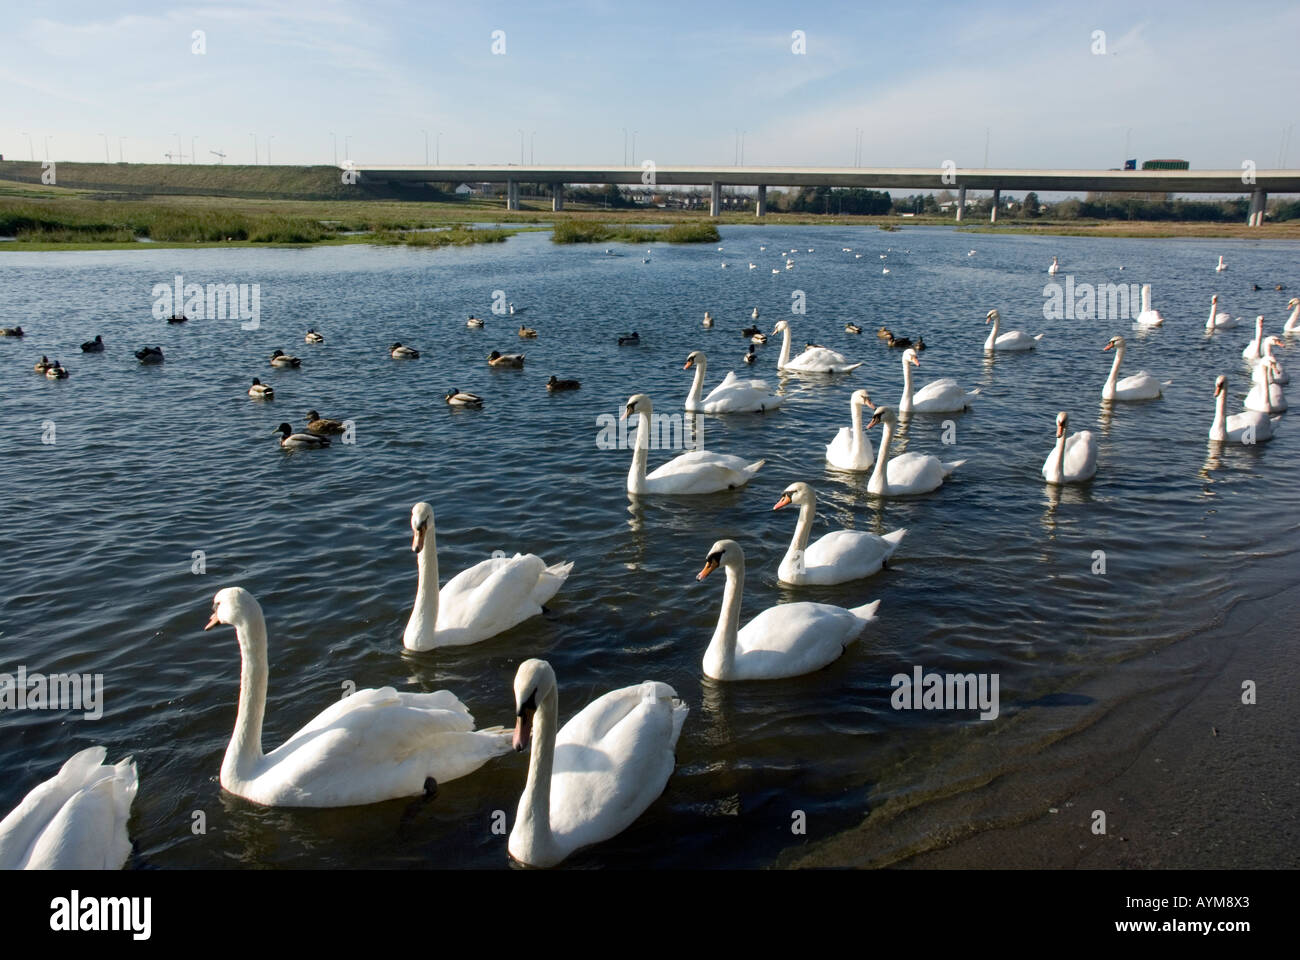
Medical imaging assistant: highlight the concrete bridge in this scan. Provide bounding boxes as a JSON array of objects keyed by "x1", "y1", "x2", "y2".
[{"x1": 352, "y1": 164, "x2": 1300, "y2": 225}]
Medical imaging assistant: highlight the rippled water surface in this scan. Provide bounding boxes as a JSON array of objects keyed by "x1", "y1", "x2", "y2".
[{"x1": 3, "y1": 226, "x2": 1298, "y2": 868}]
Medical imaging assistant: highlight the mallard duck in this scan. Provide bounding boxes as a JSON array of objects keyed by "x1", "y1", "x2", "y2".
[
  {"x1": 547, "y1": 376, "x2": 580, "y2": 391},
  {"x1": 166, "y1": 314, "x2": 188, "y2": 324},
  {"x1": 915, "y1": 336, "x2": 926, "y2": 351},
  {"x1": 703, "y1": 312, "x2": 714, "y2": 327},
  {"x1": 444, "y1": 388, "x2": 484, "y2": 407},
  {"x1": 743, "y1": 345, "x2": 757, "y2": 365},
  {"x1": 518, "y1": 325, "x2": 538, "y2": 338},
  {"x1": 887, "y1": 334, "x2": 913, "y2": 350},
  {"x1": 390, "y1": 342, "x2": 420, "y2": 359},
  {"x1": 876, "y1": 326, "x2": 892, "y2": 340},
  {"x1": 136, "y1": 346, "x2": 164, "y2": 364},
  {"x1": 467, "y1": 316, "x2": 485, "y2": 328},
  {"x1": 751, "y1": 307, "x2": 760, "y2": 319},
  {"x1": 248, "y1": 378, "x2": 274, "y2": 400},
  {"x1": 617, "y1": 332, "x2": 640, "y2": 345},
  {"x1": 34, "y1": 355, "x2": 54, "y2": 373},
  {"x1": 751, "y1": 332, "x2": 769, "y2": 344},
  {"x1": 304, "y1": 328, "x2": 324, "y2": 343},
  {"x1": 44, "y1": 361, "x2": 68, "y2": 379},
  {"x1": 0, "y1": 326, "x2": 24, "y2": 337},
  {"x1": 274, "y1": 422, "x2": 330, "y2": 449},
  {"x1": 305, "y1": 410, "x2": 346, "y2": 434},
  {"x1": 81, "y1": 335, "x2": 104, "y2": 352},
  {"x1": 487, "y1": 350, "x2": 525, "y2": 367},
  {"x1": 845, "y1": 323, "x2": 863, "y2": 334},
  {"x1": 741, "y1": 325, "x2": 760, "y2": 338},
  {"x1": 269, "y1": 349, "x2": 301, "y2": 368}
]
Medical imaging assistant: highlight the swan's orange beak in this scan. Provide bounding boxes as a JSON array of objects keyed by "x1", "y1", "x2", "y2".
[
  {"x1": 204, "y1": 612, "x2": 220, "y2": 631},
  {"x1": 909, "y1": 355, "x2": 919, "y2": 367},
  {"x1": 696, "y1": 557, "x2": 720, "y2": 582},
  {"x1": 513, "y1": 709, "x2": 533, "y2": 752},
  {"x1": 1214, "y1": 382, "x2": 1224, "y2": 397},
  {"x1": 1057, "y1": 422, "x2": 1065, "y2": 438},
  {"x1": 683, "y1": 358, "x2": 694, "y2": 369},
  {"x1": 773, "y1": 494, "x2": 793, "y2": 511},
  {"x1": 412, "y1": 526, "x2": 426, "y2": 553},
  {"x1": 1103, "y1": 342, "x2": 1115, "y2": 351}
]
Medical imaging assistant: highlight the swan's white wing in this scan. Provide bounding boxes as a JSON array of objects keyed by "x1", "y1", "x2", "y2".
[
  {"x1": 911, "y1": 379, "x2": 969, "y2": 411},
  {"x1": 701, "y1": 371, "x2": 781, "y2": 412},
  {"x1": 787, "y1": 347, "x2": 861, "y2": 371},
  {"x1": 436, "y1": 553, "x2": 549, "y2": 636},
  {"x1": 730, "y1": 601, "x2": 876, "y2": 679},
  {"x1": 800, "y1": 529, "x2": 905, "y2": 584},
  {"x1": 645, "y1": 451, "x2": 763, "y2": 493},
  {"x1": 548, "y1": 683, "x2": 685, "y2": 855},
  {"x1": 884, "y1": 452, "x2": 948, "y2": 493},
  {"x1": 1116, "y1": 371, "x2": 1162, "y2": 398},
  {"x1": 1225, "y1": 410, "x2": 1274, "y2": 442},
  {"x1": 826, "y1": 426, "x2": 872, "y2": 470},
  {"x1": 1063, "y1": 430, "x2": 1098, "y2": 479}
]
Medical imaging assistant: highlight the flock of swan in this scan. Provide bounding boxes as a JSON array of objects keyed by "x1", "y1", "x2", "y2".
[{"x1": 5, "y1": 244, "x2": 1296, "y2": 872}]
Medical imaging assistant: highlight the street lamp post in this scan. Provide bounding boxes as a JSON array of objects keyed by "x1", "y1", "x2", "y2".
[
  {"x1": 436, "y1": 132, "x2": 441, "y2": 165},
  {"x1": 267, "y1": 135, "x2": 274, "y2": 164},
  {"x1": 101, "y1": 134, "x2": 110, "y2": 162},
  {"x1": 330, "y1": 132, "x2": 337, "y2": 166},
  {"x1": 344, "y1": 136, "x2": 351, "y2": 161},
  {"x1": 44, "y1": 136, "x2": 52, "y2": 161},
  {"x1": 118, "y1": 137, "x2": 126, "y2": 163},
  {"x1": 423, "y1": 130, "x2": 428, "y2": 165},
  {"x1": 251, "y1": 134, "x2": 258, "y2": 164},
  {"x1": 22, "y1": 132, "x2": 33, "y2": 161}
]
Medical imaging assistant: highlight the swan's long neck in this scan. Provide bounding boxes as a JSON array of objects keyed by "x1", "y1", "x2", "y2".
[
  {"x1": 404, "y1": 527, "x2": 440, "y2": 646},
  {"x1": 1208, "y1": 299, "x2": 1218, "y2": 328},
  {"x1": 984, "y1": 315, "x2": 999, "y2": 350},
  {"x1": 1104, "y1": 342, "x2": 1125, "y2": 393},
  {"x1": 1261, "y1": 363, "x2": 1274, "y2": 412},
  {"x1": 786, "y1": 497, "x2": 815, "y2": 562},
  {"x1": 850, "y1": 400, "x2": 866, "y2": 456},
  {"x1": 777, "y1": 325, "x2": 792, "y2": 368},
  {"x1": 1288, "y1": 303, "x2": 1300, "y2": 330},
  {"x1": 1050, "y1": 429, "x2": 1067, "y2": 480},
  {"x1": 224, "y1": 611, "x2": 270, "y2": 787},
  {"x1": 1140, "y1": 285, "x2": 1151, "y2": 313},
  {"x1": 686, "y1": 359, "x2": 707, "y2": 407},
  {"x1": 513, "y1": 686, "x2": 560, "y2": 864},
  {"x1": 628, "y1": 409, "x2": 651, "y2": 493},
  {"x1": 900, "y1": 358, "x2": 914, "y2": 408},
  {"x1": 705, "y1": 560, "x2": 745, "y2": 677},
  {"x1": 1252, "y1": 317, "x2": 1263, "y2": 351},
  {"x1": 869, "y1": 419, "x2": 894, "y2": 492},
  {"x1": 1211, "y1": 389, "x2": 1228, "y2": 440}
]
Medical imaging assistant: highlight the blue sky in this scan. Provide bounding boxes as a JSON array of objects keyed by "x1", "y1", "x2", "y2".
[{"x1": 2, "y1": 0, "x2": 1297, "y2": 172}]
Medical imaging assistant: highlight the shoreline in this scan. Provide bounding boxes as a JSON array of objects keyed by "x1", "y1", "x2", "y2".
[{"x1": 784, "y1": 566, "x2": 1300, "y2": 870}]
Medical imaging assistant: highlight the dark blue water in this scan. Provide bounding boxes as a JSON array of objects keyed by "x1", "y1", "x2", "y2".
[{"x1": 2, "y1": 226, "x2": 1298, "y2": 868}]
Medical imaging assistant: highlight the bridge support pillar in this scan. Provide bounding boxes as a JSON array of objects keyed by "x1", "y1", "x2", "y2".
[
  {"x1": 710, "y1": 181, "x2": 722, "y2": 217},
  {"x1": 955, "y1": 185, "x2": 966, "y2": 221},
  {"x1": 756, "y1": 184, "x2": 767, "y2": 217},
  {"x1": 553, "y1": 185, "x2": 564, "y2": 212},
  {"x1": 506, "y1": 180, "x2": 520, "y2": 211},
  {"x1": 1248, "y1": 188, "x2": 1266, "y2": 226},
  {"x1": 990, "y1": 189, "x2": 1000, "y2": 222}
]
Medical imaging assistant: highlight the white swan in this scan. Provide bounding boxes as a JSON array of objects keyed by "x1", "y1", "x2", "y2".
[
  {"x1": 1284, "y1": 298, "x2": 1300, "y2": 334},
  {"x1": 897, "y1": 348, "x2": 976, "y2": 413},
  {"x1": 508, "y1": 659, "x2": 686, "y2": 868},
  {"x1": 1041, "y1": 411, "x2": 1097, "y2": 484},
  {"x1": 1216, "y1": 255, "x2": 1227, "y2": 272},
  {"x1": 983, "y1": 309, "x2": 1042, "y2": 352},
  {"x1": 697, "y1": 539, "x2": 879, "y2": 680},
  {"x1": 1242, "y1": 315, "x2": 1266, "y2": 361},
  {"x1": 825, "y1": 389, "x2": 874, "y2": 471},
  {"x1": 207, "y1": 587, "x2": 511, "y2": 806},
  {"x1": 1048, "y1": 256, "x2": 1059, "y2": 275},
  {"x1": 771, "y1": 319, "x2": 862, "y2": 373},
  {"x1": 622, "y1": 394, "x2": 764, "y2": 494},
  {"x1": 866, "y1": 406, "x2": 965, "y2": 496},
  {"x1": 1101, "y1": 335, "x2": 1162, "y2": 401},
  {"x1": 682, "y1": 351, "x2": 781, "y2": 413},
  {"x1": 1134, "y1": 284, "x2": 1165, "y2": 327},
  {"x1": 774, "y1": 482, "x2": 906, "y2": 585},
  {"x1": 1252, "y1": 336, "x2": 1289, "y2": 386},
  {"x1": 1206, "y1": 294, "x2": 1239, "y2": 330},
  {"x1": 1211, "y1": 376, "x2": 1273, "y2": 443},
  {"x1": 702, "y1": 311, "x2": 713, "y2": 328},
  {"x1": 0, "y1": 747, "x2": 137, "y2": 869},
  {"x1": 1244, "y1": 358, "x2": 1287, "y2": 412},
  {"x1": 403, "y1": 502, "x2": 573, "y2": 650}
]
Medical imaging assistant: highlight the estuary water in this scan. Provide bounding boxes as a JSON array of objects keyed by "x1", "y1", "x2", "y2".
[{"x1": 2, "y1": 225, "x2": 1298, "y2": 868}]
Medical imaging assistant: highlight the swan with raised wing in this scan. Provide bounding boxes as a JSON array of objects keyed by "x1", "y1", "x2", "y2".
[
  {"x1": 771, "y1": 319, "x2": 862, "y2": 372},
  {"x1": 682, "y1": 351, "x2": 781, "y2": 413},
  {"x1": 773, "y1": 482, "x2": 906, "y2": 585},
  {"x1": 983, "y1": 309, "x2": 1042, "y2": 352},
  {"x1": 206, "y1": 587, "x2": 512, "y2": 806},
  {"x1": 1102, "y1": 335, "x2": 1163, "y2": 400},
  {"x1": 897, "y1": 348, "x2": 976, "y2": 413},
  {"x1": 0, "y1": 747, "x2": 137, "y2": 869},
  {"x1": 866, "y1": 406, "x2": 965, "y2": 496},
  {"x1": 622, "y1": 394, "x2": 764, "y2": 494},
  {"x1": 825, "y1": 389, "x2": 875, "y2": 471},
  {"x1": 1041, "y1": 411, "x2": 1097, "y2": 484},
  {"x1": 403, "y1": 502, "x2": 572, "y2": 650},
  {"x1": 507, "y1": 659, "x2": 686, "y2": 868},
  {"x1": 1211, "y1": 376, "x2": 1274, "y2": 443},
  {"x1": 697, "y1": 539, "x2": 879, "y2": 680}
]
